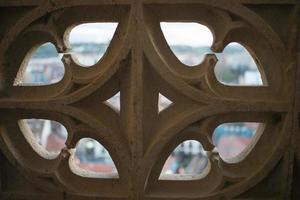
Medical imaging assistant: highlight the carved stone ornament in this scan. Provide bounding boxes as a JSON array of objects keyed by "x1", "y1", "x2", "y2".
[{"x1": 0, "y1": 0, "x2": 299, "y2": 199}]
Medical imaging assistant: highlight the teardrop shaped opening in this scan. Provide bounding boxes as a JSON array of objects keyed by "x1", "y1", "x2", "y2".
[
  {"x1": 18, "y1": 119, "x2": 68, "y2": 159},
  {"x1": 160, "y1": 22, "x2": 213, "y2": 66},
  {"x1": 213, "y1": 122, "x2": 263, "y2": 163},
  {"x1": 69, "y1": 138, "x2": 119, "y2": 178},
  {"x1": 67, "y1": 23, "x2": 118, "y2": 67},
  {"x1": 15, "y1": 43, "x2": 64, "y2": 86},
  {"x1": 214, "y1": 43, "x2": 264, "y2": 86},
  {"x1": 160, "y1": 140, "x2": 210, "y2": 180}
]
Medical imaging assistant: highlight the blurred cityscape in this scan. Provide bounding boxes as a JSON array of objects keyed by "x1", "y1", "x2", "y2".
[{"x1": 21, "y1": 26, "x2": 262, "y2": 176}]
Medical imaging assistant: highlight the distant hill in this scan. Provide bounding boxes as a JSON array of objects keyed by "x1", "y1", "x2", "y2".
[
  {"x1": 32, "y1": 43, "x2": 109, "y2": 58},
  {"x1": 32, "y1": 42, "x2": 244, "y2": 58}
]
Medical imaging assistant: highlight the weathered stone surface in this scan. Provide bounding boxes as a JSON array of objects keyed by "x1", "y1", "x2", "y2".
[{"x1": 0, "y1": 0, "x2": 299, "y2": 199}]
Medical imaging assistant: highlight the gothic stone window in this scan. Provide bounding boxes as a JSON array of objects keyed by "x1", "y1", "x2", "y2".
[{"x1": 0, "y1": 1, "x2": 299, "y2": 199}]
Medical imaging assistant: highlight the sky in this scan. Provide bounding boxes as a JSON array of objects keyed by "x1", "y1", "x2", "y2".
[{"x1": 68, "y1": 22, "x2": 213, "y2": 47}]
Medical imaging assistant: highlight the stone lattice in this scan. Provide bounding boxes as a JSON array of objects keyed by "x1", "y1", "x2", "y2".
[{"x1": 0, "y1": 0, "x2": 299, "y2": 199}]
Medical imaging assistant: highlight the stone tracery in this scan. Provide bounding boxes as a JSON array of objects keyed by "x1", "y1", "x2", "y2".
[{"x1": 0, "y1": 1, "x2": 298, "y2": 199}]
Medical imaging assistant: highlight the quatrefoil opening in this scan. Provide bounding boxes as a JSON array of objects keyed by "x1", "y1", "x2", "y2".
[
  {"x1": 15, "y1": 43, "x2": 64, "y2": 86},
  {"x1": 160, "y1": 140, "x2": 210, "y2": 180},
  {"x1": 160, "y1": 22, "x2": 213, "y2": 67},
  {"x1": 214, "y1": 43, "x2": 264, "y2": 86},
  {"x1": 159, "y1": 22, "x2": 264, "y2": 87},
  {"x1": 213, "y1": 122, "x2": 264, "y2": 164},
  {"x1": 18, "y1": 119, "x2": 68, "y2": 159},
  {"x1": 15, "y1": 23, "x2": 119, "y2": 86},
  {"x1": 67, "y1": 23, "x2": 118, "y2": 67},
  {"x1": 69, "y1": 137, "x2": 119, "y2": 179}
]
